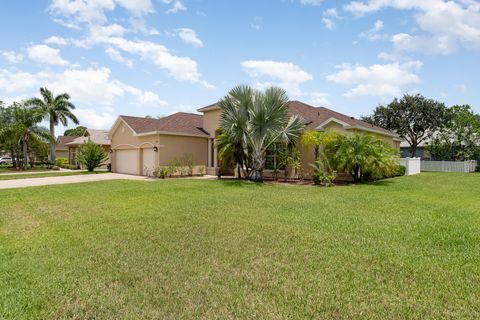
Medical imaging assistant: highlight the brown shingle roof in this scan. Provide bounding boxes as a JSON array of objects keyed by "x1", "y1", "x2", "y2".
[
  {"x1": 56, "y1": 136, "x2": 78, "y2": 150},
  {"x1": 120, "y1": 112, "x2": 208, "y2": 137},
  {"x1": 66, "y1": 129, "x2": 111, "y2": 146},
  {"x1": 287, "y1": 101, "x2": 396, "y2": 136},
  {"x1": 197, "y1": 101, "x2": 397, "y2": 137}
]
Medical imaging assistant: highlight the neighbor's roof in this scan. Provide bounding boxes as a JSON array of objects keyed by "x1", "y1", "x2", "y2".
[
  {"x1": 197, "y1": 100, "x2": 398, "y2": 137},
  {"x1": 119, "y1": 112, "x2": 209, "y2": 137},
  {"x1": 55, "y1": 136, "x2": 78, "y2": 150},
  {"x1": 66, "y1": 129, "x2": 111, "y2": 146}
]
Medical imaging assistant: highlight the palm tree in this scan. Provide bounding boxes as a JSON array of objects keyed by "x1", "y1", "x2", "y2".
[
  {"x1": 0, "y1": 103, "x2": 51, "y2": 169},
  {"x1": 219, "y1": 85, "x2": 305, "y2": 182},
  {"x1": 218, "y1": 85, "x2": 254, "y2": 178},
  {"x1": 330, "y1": 133, "x2": 397, "y2": 182},
  {"x1": 301, "y1": 129, "x2": 324, "y2": 160},
  {"x1": 26, "y1": 87, "x2": 79, "y2": 162}
]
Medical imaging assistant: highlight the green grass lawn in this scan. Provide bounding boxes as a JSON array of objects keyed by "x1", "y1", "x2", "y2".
[
  {"x1": 0, "y1": 171, "x2": 108, "y2": 180},
  {"x1": 1, "y1": 173, "x2": 479, "y2": 319},
  {"x1": 0, "y1": 166, "x2": 52, "y2": 174}
]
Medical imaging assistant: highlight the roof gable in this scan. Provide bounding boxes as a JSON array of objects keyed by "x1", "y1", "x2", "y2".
[{"x1": 118, "y1": 112, "x2": 209, "y2": 137}]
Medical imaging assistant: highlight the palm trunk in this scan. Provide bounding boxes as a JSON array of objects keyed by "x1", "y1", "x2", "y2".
[
  {"x1": 22, "y1": 134, "x2": 28, "y2": 170},
  {"x1": 249, "y1": 149, "x2": 264, "y2": 182},
  {"x1": 49, "y1": 118, "x2": 56, "y2": 163}
]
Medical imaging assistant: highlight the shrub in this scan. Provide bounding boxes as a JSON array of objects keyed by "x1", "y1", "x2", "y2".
[
  {"x1": 167, "y1": 160, "x2": 177, "y2": 177},
  {"x1": 51, "y1": 165, "x2": 60, "y2": 171},
  {"x1": 327, "y1": 134, "x2": 399, "y2": 183},
  {"x1": 55, "y1": 157, "x2": 69, "y2": 167},
  {"x1": 310, "y1": 159, "x2": 337, "y2": 187},
  {"x1": 395, "y1": 165, "x2": 406, "y2": 176},
  {"x1": 76, "y1": 140, "x2": 108, "y2": 172},
  {"x1": 198, "y1": 165, "x2": 206, "y2": 176}
]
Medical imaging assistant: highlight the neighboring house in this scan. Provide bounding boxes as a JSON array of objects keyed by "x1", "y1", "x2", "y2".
[
  {"x1": 400, "y1": 140, "x2": 430, "y2": 158},
  {"x1": 109, "y1": 100, "x2": 400, "y2": 177},
  {"x1": 55, "y1": 136, "x2": 79, "y2": 160},
  {"x1": 65, "y1": 129, "x2": 111, "y2": 167}
]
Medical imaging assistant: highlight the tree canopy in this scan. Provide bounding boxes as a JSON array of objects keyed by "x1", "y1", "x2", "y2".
[
  {"x1": 363, "y1": 94, "x2": 451, "y2": 157},
  {"x1": 64, "y1": 126, "x2": 87, "y2": 137}
]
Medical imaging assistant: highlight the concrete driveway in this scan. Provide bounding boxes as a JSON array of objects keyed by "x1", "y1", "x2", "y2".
[{"x1": 0, "y1": 173, "x2": 151, "y2": 190}]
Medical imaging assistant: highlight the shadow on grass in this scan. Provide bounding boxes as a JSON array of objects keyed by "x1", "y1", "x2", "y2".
[{"x1": 217, "y1": 179, "x2": 266, "y2": 188}]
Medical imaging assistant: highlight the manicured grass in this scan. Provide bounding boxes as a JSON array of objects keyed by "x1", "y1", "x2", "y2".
[
  {"x1": 0, "y1": 166, "x2": 52, "y2": 174},
  {"x1": 1, "y1": 173, "x2": 479, "y2": 319},
  {"x1": 0, "y1": 171, "x2": 108, "y2": 180}
]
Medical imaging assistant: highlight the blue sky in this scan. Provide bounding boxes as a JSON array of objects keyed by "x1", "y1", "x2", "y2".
[{"x1": 0, "y1": 0, "x2": 479, "y2": 132}]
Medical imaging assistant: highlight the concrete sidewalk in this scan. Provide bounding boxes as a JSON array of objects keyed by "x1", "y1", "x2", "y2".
[{"x1": 0, "y1": 173, "x2": 151, "y2": 190}]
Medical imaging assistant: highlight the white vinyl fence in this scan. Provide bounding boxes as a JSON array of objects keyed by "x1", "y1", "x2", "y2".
[
  {"x1": 421, "y1": 160, "x2": 477, "y2": 173},
  {"x1": 399, "y1": 158, "x2": 421, "y2": 175}
]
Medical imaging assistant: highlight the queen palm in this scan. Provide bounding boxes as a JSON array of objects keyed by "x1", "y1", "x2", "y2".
[
  {"x1": 26, "y1": 87, "x2": 79, "y2": 162},
  {"x1": 0, "y1": 103, "x2": 51, "y2": 169},
  {"x1": 219, "y1": 85, "x2": 305, "y2": 182}
]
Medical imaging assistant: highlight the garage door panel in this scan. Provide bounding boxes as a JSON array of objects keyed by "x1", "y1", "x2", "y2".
[
  {"x1": 116, "y1": 149, "x2": 138, "y2": 175},
  {"x1": 142, "y1": 149, "x2": 155, "y2": 176}
]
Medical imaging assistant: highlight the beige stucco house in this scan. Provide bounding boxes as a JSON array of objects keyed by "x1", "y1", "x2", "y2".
[
  {"x1": 65, "y1": 129, "x2": 111, "y2": 167},
  {"x1": 55, "y1": 136, "x2": 78, "y2": 160},
  {"x1": 109, "y1": 101, "x2": 400, "y2": 177}
]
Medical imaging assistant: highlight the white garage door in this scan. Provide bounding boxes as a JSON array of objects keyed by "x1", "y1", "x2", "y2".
[
  {"x1": 116, "y1": 149, "x2": 138, "y2": 175},
  {"x1": 142, "y1": 148, "x2": 155, "y2": 176}
]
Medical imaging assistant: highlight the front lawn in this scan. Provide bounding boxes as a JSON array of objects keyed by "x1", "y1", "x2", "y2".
[
  {"x1": 1, "y1": 173, "x2": 479, "y2": 319},
  {"x1": 0, "y1": 165, "x2": 52, "y2": 174},
  {"x1": 0, "y1": 171, "x2": 108, "y2": 180}
]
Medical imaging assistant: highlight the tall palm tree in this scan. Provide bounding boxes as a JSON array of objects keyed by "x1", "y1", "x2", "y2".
[
  {"x1": 0, "y1": 103, "x2": 51, "y2": 169},
  {"x1": 218, "y1": 85, "x2": 254, "y2": 178},
  {"x1": 219, "y1": 85, "x2": 305, "y2": 182},
  {"x1": 26, "y1": 87, "x2": 79, "y2": 162}
]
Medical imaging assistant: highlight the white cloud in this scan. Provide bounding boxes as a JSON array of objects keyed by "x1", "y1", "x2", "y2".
[
  {"x1": 322, "y1": 18, "x2": 335, "y2": 30},
  {"x1": 326, "y1": 61, "x2": 422, "y2": 97},
  {"x1": 344, "y1": 0, "x2": 480, "y2": 54},
  {"x1": 391, "y1": 33, "x2": 457, "y2": 54},
  {"x1": 300, "y1": 0, "x2": 323, "y2": 5},
  {"x1": 27, "y1": 44, "x2": 69, "y2": 66},
  {"x1": 114, "y1": 0, "x2": 153, "y2": 16},
  {"x1": 74, "y1": 108, "x2": 116, "y2": 128},
  {"x1": 359, "y1": 20, "x2": 384, "y2": 40},
  {"x1": 103, "y1": 37, "x2": 214, "y2": 87},
  {"x1": 50, "y1": 0, "x2": 153, "y2": 24},
  {"x1": 105, "y1": 47, "x2": 133, "y2": 67},
  {"x1": 241, "y1": 60, "x2": 313, "y2": 95},
  {"x1": 322, "y1": 8, "x2": 341, "y2": 29},
  {"x1": 137, "y1": 91, "x2": 168, "y2": 106},
  {"x1": 49, "y1": 0, "x2": 115, "y2": 25},
  {"x1": 309, "y1": 92, "x2": 329, "y2": 105},
  {"x1": 1, "y1": 51, "x2": 23, "y2": 64},
  {"x1": 176, "y1": 28, "x2": 203, "y2": 48},
  {"x1": 164, "y1": 0, "x2": 186, "y2": 14},
  {"x1": 0, "y1": 67, "x2": 166, "y2": 106},
  {"x1": 45, "y1": 36, "x2": 68, "y2": 46}
]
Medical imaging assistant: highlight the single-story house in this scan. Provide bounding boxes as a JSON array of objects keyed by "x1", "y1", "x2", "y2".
[
  {"x1": 110, "y1": 101, "x2": 400, "y2": 177},
  {"x1": 65, "y1": 129, "x2": 111, "y2": 167},
  {"x1": 400, "y1": 140, "x2": 429, "y2": 158},
  {"x1": 55, "y1": 136, "x2": 79, "y2": 160}
]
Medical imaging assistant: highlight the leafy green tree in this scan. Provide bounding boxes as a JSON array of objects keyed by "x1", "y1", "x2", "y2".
[
  {"x1": 75, "y1": 140, "x2": 108, "y2": 172},
  {"x1": 26, "y1": 87, "x2": 79, "y2": 162},
  {"x1": 425, "y1": 105, "x2": 480, "y2": 160},
  {"x1": 328, "y1": 134, "x2": 398, "y2": 183},
  {"x1": 363, "y1": 94, "x2": 451, "y2": 157},
  {"x1": 64, "y1": 126, "x2": 86, "y2": 137},
  {"x1": 0, "y1": 103, "x2": 51, "y2": 169},
  {"x1": 219, "y1": 85, "x2": 305, "y2": 182}
]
